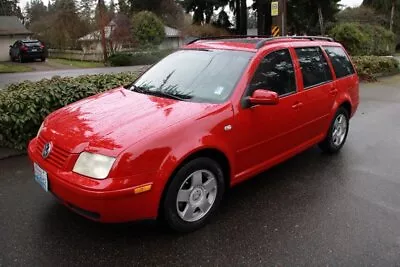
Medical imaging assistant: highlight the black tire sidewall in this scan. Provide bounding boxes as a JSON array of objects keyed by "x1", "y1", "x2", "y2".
[
  {"x1": 163, "y1": 157, "x2": 225, "y2": 232},
  {"x1": 327, "y1": 107, "x2": 349, "y2": 152}
]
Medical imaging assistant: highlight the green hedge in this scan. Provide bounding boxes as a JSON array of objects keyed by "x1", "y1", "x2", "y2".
[
  {"x1": 1, "y1": 56, "x2": 399, "y2": 150},
  {"x1": 108, "y1": 50, "x2": 174, "y2": 66},
  {"x1": 0, "y1": 72, "x2": 138, "y2": 150},
  {"x1": 353, "y1": 56, "x2": 400, "y2": 81},
  {"x1": 330, "y1": 23, "x2": 396, "y2": 56}
]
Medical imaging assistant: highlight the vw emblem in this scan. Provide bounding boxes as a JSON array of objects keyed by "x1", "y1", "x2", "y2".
[{"x1": 42, "y1": 142, "x2": 52, "y2": 159}]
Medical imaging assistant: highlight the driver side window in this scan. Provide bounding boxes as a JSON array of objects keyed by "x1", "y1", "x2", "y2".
[{"x1": 249, "y1": 49, "x2": 296, "y2": 96}]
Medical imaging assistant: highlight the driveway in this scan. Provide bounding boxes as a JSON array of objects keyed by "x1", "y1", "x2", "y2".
[
  {"x1": 0, "y1": 65, "x2": 148, "y2": 89},
  {"x1": 1, "y1": 76, "x2": 400, "y2": 266}
]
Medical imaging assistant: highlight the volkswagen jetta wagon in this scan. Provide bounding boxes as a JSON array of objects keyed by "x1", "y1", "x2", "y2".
[{"x1": 28, "y1": 36, "x2": 359, "y2": 232}]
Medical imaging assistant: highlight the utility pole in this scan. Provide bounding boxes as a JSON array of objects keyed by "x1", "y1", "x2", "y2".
[{"x1": 271, "y1": 0, "x2": 287, "y2": 36}]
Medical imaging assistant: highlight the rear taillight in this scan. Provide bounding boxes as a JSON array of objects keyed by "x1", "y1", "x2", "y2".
[
  {"x1": 21, "y1": 45, "x2": 28, "y2": 51},
  {"x1": 40, "y1": 45, "x2": 45, "y2": 49}
]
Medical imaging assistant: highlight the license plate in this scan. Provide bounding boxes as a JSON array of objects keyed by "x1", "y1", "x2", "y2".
[
  {"x1": 31, "y1": 49, "x2": 37, "y2": 52},
  {"x1": 34, "y1": 163, "x2": 48, "y2": 192}
]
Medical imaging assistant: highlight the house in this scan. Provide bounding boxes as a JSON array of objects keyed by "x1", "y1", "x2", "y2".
[
  {"x1": 0, "y1": 16, "x2": 32, "y2": 61},
  {"x1": 78, "y1": 22, "x2": 182, "y2": 53}
]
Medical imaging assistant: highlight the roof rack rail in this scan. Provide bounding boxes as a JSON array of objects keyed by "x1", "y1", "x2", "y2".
[
  {"x1": 185, "y1": 35, "x2": 335, "y2": 49},
  {"x1": 255, "y1": 36, "x2": 334, "y2": 49},
  {"x1": 185, "y1": 35, "x2": 272, "y2": 45}
]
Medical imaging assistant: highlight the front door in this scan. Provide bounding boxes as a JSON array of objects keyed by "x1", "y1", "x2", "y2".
[{"x1": 234, "y1": 48, "x2": 305, "y2": 178}]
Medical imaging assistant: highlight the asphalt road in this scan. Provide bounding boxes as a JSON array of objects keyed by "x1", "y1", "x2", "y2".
[
  {"x1": 0, "y1": 66, "x2": 147, "y2": 89},
  {"x1": 1, "y1": 76, "x2": 400, "y2": 266}
]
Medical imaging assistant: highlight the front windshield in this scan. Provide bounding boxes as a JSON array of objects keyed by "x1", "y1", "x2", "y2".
[{"x1": 132, "y1": 49, "x2": 254, "y2": 103}]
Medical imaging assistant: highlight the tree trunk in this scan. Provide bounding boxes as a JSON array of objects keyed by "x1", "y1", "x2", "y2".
[
  {"x1": 390, "y1": 0, "x2": 395, "y2": 32},
  {"x1": 318, "y1": 5, "x2": 324, "y2": 35},
  {"x1": 98, "y1": 0, "x2": 108, "y2": 62},
  {"x1": 235, "y1": 0, "x2": 241, "y2": 34},
  {"x1": 256, "y1": 0, "x2": 263, "y2": 35},
  {"x1": 240, "y1": 0, "x2": 247, "y2": 35}
]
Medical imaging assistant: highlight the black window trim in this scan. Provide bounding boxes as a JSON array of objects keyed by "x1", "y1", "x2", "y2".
[
  {"x1": 241, "y1": 47, "x2": 298, "y2": 108},
  {"x1": 295, "y1": 45, "x2": 333, "y2": 90},
  {"x1": 322, "y1": 45, "x2": 356, "y2": 80}
]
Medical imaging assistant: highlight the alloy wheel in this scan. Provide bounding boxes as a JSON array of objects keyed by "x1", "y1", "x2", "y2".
[
  {"x1": 332, "y1": 114, "x2": 347, "y2": 147},
  {"x1": 176, "y1": 169, "x2": 218, "y2": 222}
]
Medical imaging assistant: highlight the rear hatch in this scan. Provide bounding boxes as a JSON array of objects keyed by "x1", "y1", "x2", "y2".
[{"x1": 23, "y1": 41, "x2": 44, "y2": 55}]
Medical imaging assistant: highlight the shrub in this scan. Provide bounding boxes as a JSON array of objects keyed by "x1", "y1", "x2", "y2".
[
  {"x1": 329, "y1": 23, "x2": 396, "y2": 56},
  {"x1": 353, "y1": 56, "x2": 400, "y2": 81},
  {"x1": 0, "y1": 72, "x2": 139, "y2": 150},
  {"x1": 108, "y1": 50, "x2": 174, "y2": 66},
  {"x1": 108, "y1": 53, "x2": 133, "y2": 66},
  {"x1": 182, "y1": 24, "x2": 230, "y2": 38},
  {"x1": 131, "y1": 11, "x2": 165, "y2": 47}
]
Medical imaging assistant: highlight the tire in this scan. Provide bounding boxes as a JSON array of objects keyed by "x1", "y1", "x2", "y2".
[
  {"x1": 162, "y1": 157, "x2": 225, "y2": 232},
  {"x1": 41, "y1": 57, "x2": 45, "y2": 62},
  {"x1": 319, "y1": 107, "x2": 349, "y2": 153}
]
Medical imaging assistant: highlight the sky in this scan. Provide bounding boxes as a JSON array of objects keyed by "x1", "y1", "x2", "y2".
[{"x1": 18, "y1": 0, "x2": 364, "y2": 12}]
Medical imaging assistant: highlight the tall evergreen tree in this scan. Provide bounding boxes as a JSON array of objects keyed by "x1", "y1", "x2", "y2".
[
  {"x1": 79, "y1": 0, "x2": 94, "y2": 21},
  {"x1": 0, "y1": 0, "x2": 23, "y2": 19},
  {"x1": 117, "y1": 0, "x2": 129, "y2": 15},
  {"x1": 363, "y1": 0, "x2": 399, "y2": 32},
  {"x1": 25, "y1": 0, "x2": 48, "y2": 26}
]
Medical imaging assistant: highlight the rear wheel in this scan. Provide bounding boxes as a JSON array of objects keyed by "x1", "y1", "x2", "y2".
[
  {"x1": 319, "y1": 107, "x2": 349, "y2": 153},
  {"x1": 162, "y1": 157, "x2": 225, "y2": 232},
  {"x1": 41, "y1": 57, "x2": 45, "y2": 62}
]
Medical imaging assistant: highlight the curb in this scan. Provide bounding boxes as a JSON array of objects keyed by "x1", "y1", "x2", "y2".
[{"x1": 0, "y1": 148, "x2": 26, "y2": 160}]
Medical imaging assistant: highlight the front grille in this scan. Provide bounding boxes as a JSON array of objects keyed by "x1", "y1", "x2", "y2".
[{"x1": 36, "y1": 136, "x2": 70, "y2": 169}]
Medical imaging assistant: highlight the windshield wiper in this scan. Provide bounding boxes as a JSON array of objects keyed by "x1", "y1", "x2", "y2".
[{"x1": 130, "y1": 85, "x2": 192, "y2": 101}]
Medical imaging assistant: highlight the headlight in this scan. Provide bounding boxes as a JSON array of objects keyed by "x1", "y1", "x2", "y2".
[
  {"x1": 73, "y1": 152, "x2": 116, "y2": 179},
  {"x1": 37, "y1": 122, "x2": 44, "y2": 137}
]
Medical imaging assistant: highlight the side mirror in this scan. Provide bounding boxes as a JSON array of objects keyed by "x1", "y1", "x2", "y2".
[{"x1": 248, "y1": 89, "x2": 279, "y2": 106}]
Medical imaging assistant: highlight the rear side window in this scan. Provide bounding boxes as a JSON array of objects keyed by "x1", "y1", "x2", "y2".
[
  {"x1": 323, "y1": 46, "x2": 355, "y2": 78},
  {"x1": 249, "y1": 49, "x2": 296, "y2": 96},
  {"x1": 295, "y1": 47, "x2": 332, "y2": 88}
]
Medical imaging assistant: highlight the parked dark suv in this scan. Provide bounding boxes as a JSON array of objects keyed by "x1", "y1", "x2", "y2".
[{"x1": 9, "y1": 40, "x2": 47, "y2": 63}]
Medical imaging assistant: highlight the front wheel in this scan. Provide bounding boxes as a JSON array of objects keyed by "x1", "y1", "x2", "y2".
[
  {"x1": 162, "y1": 157, "x2": 225, "y2": 232},
  {"x1": 319, "y1": 107, "x2": 349, "y2": 153}
]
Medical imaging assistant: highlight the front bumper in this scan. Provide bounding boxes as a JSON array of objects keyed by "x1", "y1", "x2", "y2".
[{"x1": 28, "y1": 138, "x2": 160, "y2": 222}]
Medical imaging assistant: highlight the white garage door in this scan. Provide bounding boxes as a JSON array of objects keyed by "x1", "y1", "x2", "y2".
[{"x1": 0, "y1": 35, "x2": 31, "y2": 61}]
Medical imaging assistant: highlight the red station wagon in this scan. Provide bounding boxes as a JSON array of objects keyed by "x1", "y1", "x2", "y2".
[{"x1": 28, "y1": 36, "x2": 359, "y2": 232}]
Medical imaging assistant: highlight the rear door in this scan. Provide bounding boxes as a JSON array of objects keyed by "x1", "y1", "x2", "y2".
[{"x1": 292, "y1": 46, "x2": 336, "y2": 140}]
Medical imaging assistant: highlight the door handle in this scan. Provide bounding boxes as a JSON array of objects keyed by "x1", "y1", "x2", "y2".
[
  {"x1": 292, "y1": 102, "x2": 304, "y2": 109},
  {"x1": 330, "y1": 88, "x2": 338, "y2": 95}
]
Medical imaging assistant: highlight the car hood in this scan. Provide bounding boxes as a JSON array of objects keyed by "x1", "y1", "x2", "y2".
[{"x1": 42, "y1": 87, "x2": 216, "y2": 156}]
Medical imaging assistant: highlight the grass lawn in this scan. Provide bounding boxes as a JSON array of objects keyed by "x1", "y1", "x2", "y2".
[
  {"x1": 0, "y1": 63, "x2": 33, "y2": 73},
  {"x1": 50, "y1": 58, "x2": 104, "y2": 68}
]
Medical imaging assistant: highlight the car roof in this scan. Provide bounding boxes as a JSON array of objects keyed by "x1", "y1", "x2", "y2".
[{"x1": 184, "y1": 36, "x2": 341, "y2": 52}]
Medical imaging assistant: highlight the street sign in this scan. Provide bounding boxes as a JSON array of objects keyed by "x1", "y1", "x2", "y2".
[
  {"x1": 272, "y1": 25, "x2": 280, "y2": 37},
  {"x1": 271, "y1": 1, "x2": 279, "y2": 17}
]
